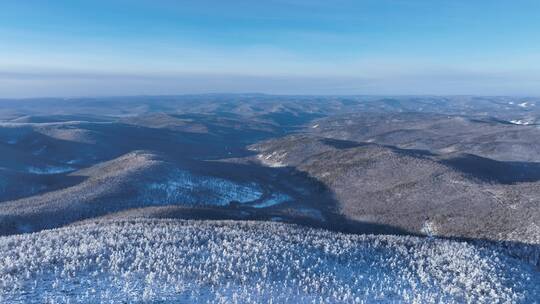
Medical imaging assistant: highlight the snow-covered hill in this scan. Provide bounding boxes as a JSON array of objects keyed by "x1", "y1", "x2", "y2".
[
  {"x1": 0, "y1": 219, "x2": 538, "y2": 303},
  {"x1": 249, "y1": 135, "x2": 540, "y2": 244},
  {"x1": 0, "y1": 151, "x2": 297, "y2": 235}
]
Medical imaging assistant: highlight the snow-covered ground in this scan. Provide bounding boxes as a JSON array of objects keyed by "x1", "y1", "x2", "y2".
[
  {"x1": 256, "y1": 151, "x2": 288, "y2": 167},
  {"x1": 26, "y1": 166, "x2": 75, "y2": 175},
  {"x1": 251, "y1": 192, "x2": 291, "y2": 208},
  {"x1": 145, "y1": 169, "x2": 264, "y2": 206},
  {"x1": 510, "y1": 119, "x2": 533, "y2": 125},
  {"x1": 144, "y1": 169, "x2": 292, "y2": 208},
  {"x1": 0, "y1": 219, "x2": 538, "y2": 303},
  {"x1": 518, "y1": 102, "x2": 535, "y2": 108}
]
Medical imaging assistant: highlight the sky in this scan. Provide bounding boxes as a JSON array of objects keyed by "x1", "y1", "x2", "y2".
[{"x1": 0, "y1": 0, "x2": 539, "y2": 97}]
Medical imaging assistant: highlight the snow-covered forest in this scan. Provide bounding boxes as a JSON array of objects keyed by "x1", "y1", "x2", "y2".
[{"x1": 1, "y1": 219, "x2": 538, "y2": 303}]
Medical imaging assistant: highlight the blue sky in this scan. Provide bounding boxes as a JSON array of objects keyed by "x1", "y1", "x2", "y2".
[{"x1": 0, "y1": 0, "x2": 539, "y2": 97}]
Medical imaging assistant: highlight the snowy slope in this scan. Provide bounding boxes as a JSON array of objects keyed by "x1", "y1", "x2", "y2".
[
  {"x1": 0, "y1": 151, "x2": 296, "y2": 235},
  {"x1": 0, "y1": 219, "x2": 538, "y2": 303}
]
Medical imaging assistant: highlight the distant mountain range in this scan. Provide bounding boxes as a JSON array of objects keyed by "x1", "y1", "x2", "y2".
[{"x1": 0, "y1": 95, "x2": 538, "y2": 262}]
